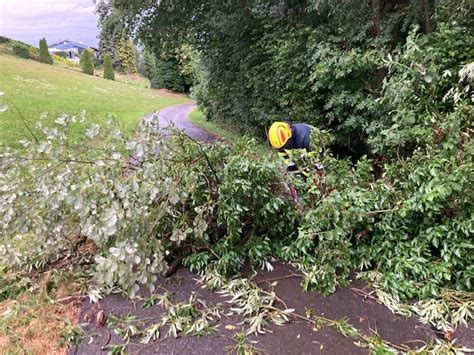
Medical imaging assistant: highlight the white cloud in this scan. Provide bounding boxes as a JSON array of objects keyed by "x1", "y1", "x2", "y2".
[{"x1": 0, "y1": 0, "x2": 99, "y2": 46}]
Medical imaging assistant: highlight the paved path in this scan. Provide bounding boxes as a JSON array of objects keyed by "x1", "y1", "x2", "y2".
[
  {"x1": 153, "y1": 103, "x2": 217, "y2": 143},
  {"x1": 70, "y1": 104, "x2": 473, "y2": 354}
]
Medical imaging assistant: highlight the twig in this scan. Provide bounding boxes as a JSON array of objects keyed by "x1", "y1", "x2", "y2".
[
  {"x1": 129, "y1": 337, "x2": 168, "y2": 354},
  {"x1": 55, "y1": 294, "x2": 88, "y2": 303},
  {"x1": 351, "y1": 287, "x2": 379, "y2": 302},
  {"x1": 103, "y1": 332, "x2": 111, "y2": 347},
  {"x1": 363, "y1": 208, "x2": 398, "y2": 216},
  {"x1": 4, "y1": 97, "x2": 40, "y2": 144},
  {"x1": 257, "y1": 273, "x2": 303, "y2": 284},
  {"x1": 5, "y1": 156, "x2": 96, "y2": 164},
  {"x1": 267, "y1": 306, "x2": 409, "y2": 352},
  {"x1": 185, "y1": 135, "x2": 221, "y2": 184}
]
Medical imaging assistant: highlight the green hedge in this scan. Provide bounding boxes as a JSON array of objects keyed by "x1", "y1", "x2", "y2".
[{"x1": 12, "y1": 43, "x2": 31, "y2": 59}]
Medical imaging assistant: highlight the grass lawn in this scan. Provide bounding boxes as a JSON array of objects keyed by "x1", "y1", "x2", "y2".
[
  {"x1": 188, "y1": 109, "x2": 271, "y2": 155},
  {"x1": 0, "y1": 54, "x2": 189, "y2": 147}
]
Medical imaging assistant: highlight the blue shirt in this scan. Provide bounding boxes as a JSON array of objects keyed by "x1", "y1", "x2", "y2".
[{"x1": 281, "y1": 123, "x2": 312, "y2": 151}]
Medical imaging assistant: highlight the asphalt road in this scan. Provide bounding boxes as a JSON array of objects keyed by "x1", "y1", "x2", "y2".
[{"x1": 153, "y1": 103, "x2": 218, "y2": 143}]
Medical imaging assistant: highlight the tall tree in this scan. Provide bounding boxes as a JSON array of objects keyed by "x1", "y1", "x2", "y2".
[
  {"x1": 95, "y1": 0, "x2": 126, "y2": 68},
  {"x1": 137, "y1": 49, "x2": 156, "y2": 80},
  {"x1": 39, "y1": 38, "x2": 52, "y2": 64}
]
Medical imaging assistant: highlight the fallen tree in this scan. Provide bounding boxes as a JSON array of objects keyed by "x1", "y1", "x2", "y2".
[{"x1": 0, "y1": 62, "x2": 472, "y2": 335}]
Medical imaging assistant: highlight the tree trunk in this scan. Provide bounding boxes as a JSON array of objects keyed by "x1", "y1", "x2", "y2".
[
  {"x1": 372, "y1": 0, "x2": 382, "y2": 37},
  {"x1": 421, "y1": 0, "x2": 434, "y2": 33},
  {"x1": 239, "y1": 0, "x2": 251, "y2": 16},
  {"x1": 372, "y1": 0, "x2": 387, "y2": 82}
]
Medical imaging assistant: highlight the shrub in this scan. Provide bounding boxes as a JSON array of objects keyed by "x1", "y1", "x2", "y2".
[
  {"x1": 11, "y1": 43, "x2": 31, "y2": 59},
  {"x1": 0, "y1": 36, "x2": 11, "y2": 44},
  {"x1": 103, "y1": 54, "x2": 115, "y2": 80},
  {"x1": 52, "y1": 55, "x2": 77, "y2": 67},
  {"x1": 29, "y1": 47, "x2": 39, "y2": 61},
  {"x1": 39, "y1": 38, "x2": 52, "y2": 64},
  {"x1": 55, "y1": 51, "x2": 69, "y2": 58},
  {"x1": 80, "y1": 48, "x2": 95, "y2": 75}
]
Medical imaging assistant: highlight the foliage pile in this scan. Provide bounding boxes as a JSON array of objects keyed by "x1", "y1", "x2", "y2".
[
  {"x1": 277, "y1": 50, "x2": 473, "y2": 301},
  {"x1": 105, "y1": 0, "x2": 473, "y2": 303},
  {"x1": 1, "y1": 52, "x2": 472, "y2": 328},
  {"x1": 0, "y1": 114, "x2": 296, "y2": 298},
  {"x1": 103, "y1": 54, "x2": 115, "y2": 80},
  {"x1": 39, "y1": 38, "x2": 52, "y2": 65},
  {"x1": 80, "y1": 48, "x2": 95, "y2": 75}
]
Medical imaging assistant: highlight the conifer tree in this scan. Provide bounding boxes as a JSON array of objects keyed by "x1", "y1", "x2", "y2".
[
  {"x1": 39, "y1": 38, "x2": 52, "y2": 64},
  {"x1": 117, "y1": 35, "x2": 137, "y2": 73},
  {"x1": 81, "y1": 48, "x2": 95, "y2": 75},
  {"x1": 103, "y1": 54, "x2": 115, "y2": 80},
  {"x1": 138, "y1": 50, "x2": 156, "y2": 80}
]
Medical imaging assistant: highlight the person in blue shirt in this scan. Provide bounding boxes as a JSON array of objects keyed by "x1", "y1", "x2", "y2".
[{"x1": 268, "y1": 121, "x2": 323, "y2": 173}]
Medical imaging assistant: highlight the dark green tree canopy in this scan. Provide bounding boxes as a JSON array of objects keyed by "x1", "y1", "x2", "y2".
[{"x1": 110, "y1": 0, "x2": 472, "y2": 156}]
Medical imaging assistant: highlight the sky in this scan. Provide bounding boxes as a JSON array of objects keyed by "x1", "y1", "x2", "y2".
[{"x1": 0, "y1": 0, "x2": 99, "y2": 47}]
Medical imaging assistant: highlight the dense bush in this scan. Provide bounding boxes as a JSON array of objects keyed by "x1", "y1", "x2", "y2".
[
  {"x1": 115, "y1": 0, "x2": 472, "y2": 157},
  {"x1": 80, "y1": 48, "x2": 95, "y2": 75},
  {"x1": 0, "y1": 37, "x2": 39, "y2": 60},
  {"x1": 11, "y1": 43, "x2": 31, "y2": 59},
  {"x1": 103, "y1": 54, "x2": 115, "y2": 80}
]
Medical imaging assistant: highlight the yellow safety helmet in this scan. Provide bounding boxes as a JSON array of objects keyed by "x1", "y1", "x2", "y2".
[{"x1": 268, "y1": 121, "x2": 292, "y2": 149}]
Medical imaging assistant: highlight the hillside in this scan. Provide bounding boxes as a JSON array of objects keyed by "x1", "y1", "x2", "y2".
[{"x1": 0, "y1": 54, "x2": 189, "y2": 147}]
